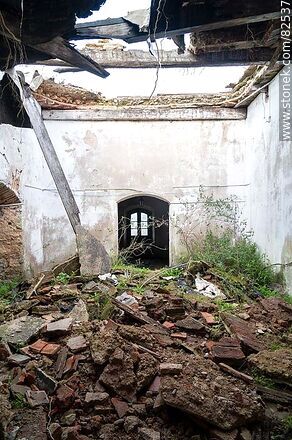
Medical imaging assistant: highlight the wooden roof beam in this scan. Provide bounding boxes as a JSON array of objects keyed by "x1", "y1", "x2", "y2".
[
  {"x1": 38, "y1": 46, "x2": 276, "y2": 70},
  {"x1": 189, "y1": 21, "x2": 278, "y2": 53},
  {"x1": 74, "y1": 10, "x2": 281, "y2": 43}
]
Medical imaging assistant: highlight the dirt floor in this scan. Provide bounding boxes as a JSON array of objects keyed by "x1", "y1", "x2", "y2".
[{"x1": 0, "y1": 261, "x2": 291, "y2": 440}]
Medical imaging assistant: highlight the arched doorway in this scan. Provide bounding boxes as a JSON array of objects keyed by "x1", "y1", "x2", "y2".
[
  {"x1": 118, "y1": 196, "x2": 169, "y2": 266},
  {"x1": 0, "y1": 183, "x2": 23, "y2": 280}
]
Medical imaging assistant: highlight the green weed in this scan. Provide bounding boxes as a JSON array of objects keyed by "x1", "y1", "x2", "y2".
[
  {"x1": 216, "y1": 300, "x2": 238, "y2": 313},
  {"x1": 11, "y1": 394, "x2": 27, "y2": 409},
  {"x1": 117, "y1": 278, "x2": 129, "y2": 289},
  {"x1": 54, "y1": 272, "x2": 71, "y2": 285},
  {"x1": 269, "y1": 342, "x2": 287, "y2": 351},
  {"x1": 92, "y1": 292, "x2": 114, "y2": 321},
  {"x1": 191, "y1": 231, "x2": 280, "y2": 294},
  {"x1": 132, "y1": 285, "x2": 145, "y2": 295},
  {"x1": 0, "y1": 279, "x2": 21, "y2": 312},
  {"x1": 258, "y1": 286, "x2": 292, "y2": 305},
  {"x1": 251, "y1": 369, "x2": 275, "y2": 389},
  {"x1": 0, "y1": 279, "x2": 19, "y2": 299},
  {"x1": 283, "y1": 415, "x2": 292, "y2": 431},
  {"x1": 161, "y1": 267, "x2": 183, "y2": 278}
]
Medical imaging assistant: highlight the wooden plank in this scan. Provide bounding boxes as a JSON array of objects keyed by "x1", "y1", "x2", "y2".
[
  {"x1": 74, "y1": 12, "x2": 281, "y2": 43},
  {"x1": 75, "y1": 17, "x2": 139, "y2": 41},
  {"x1": 256, "y1": 385, "x2": 292, "y2": 404},
  {"x1": 37, "y1": 47, "x2": 271, "y2": 70},
  {"x1": 8, "y1": 71, "x2": 81, "y2": 234},
  {"x1": 219, "y1": 363, "x2": 254, "y2": 384},
  {"x1": 112, "y1": 298, "x2": 158, "y2": 326},
  {"x1": 42, "y1": 107, "x2": 247, "y2": 122},
  {"x1": 79, "y1": 47, "x2": 273, "y2": 68},
  {"x1": 189, "y1": 21, "x2": 278, "y2": 52}
]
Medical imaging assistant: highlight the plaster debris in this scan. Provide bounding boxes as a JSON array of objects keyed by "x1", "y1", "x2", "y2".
[
  {"x1": 195, "y1": 275, "x2": 226, "y2": 299},
  {"x1": 115, "y1": 292, "x2": 138, "y2": 307}
]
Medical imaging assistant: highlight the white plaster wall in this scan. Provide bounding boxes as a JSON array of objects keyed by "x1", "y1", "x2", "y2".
[
  {"x1": 44, "y1": 117, "x2": 247, "y2": 266},
  {"x1": 0, "y1": 124, "x2": 76, "y2": 275},
  {"x1": 246, "y1": 74, "x2": 292, "y2": 291},
  {"x1": 0, "y1": 114, "x2": 248, "y2": 275}
]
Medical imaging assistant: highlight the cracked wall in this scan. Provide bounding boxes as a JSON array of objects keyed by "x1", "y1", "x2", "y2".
[{"x1": 246, "y1": 74, "x2": 292, "y2": 289}]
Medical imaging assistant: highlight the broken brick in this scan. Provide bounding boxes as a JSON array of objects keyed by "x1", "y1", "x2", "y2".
[
  {"x1": 170, "y1": 332, "x2": 187, "y2": 340},
  {"x1": 175, "y1": 316, "x2": 207, "y2": 333},
  {"x1": 63, "y1": 355, "x2": 82, "y2": 375},
  {"x1": 49, "y1": 423, "x2": 62, "y2": 440},
  {"x1": 200, "y1": 312, "x2": 216, "y2": 325},
  {"x1": 160, "y1": 363, "x2": 183, "y2": 375},
  {"x1": 206, "y1": 340, "x2": 215, "y2": 351},
  {"x1": 0, "y1": 341, "x2": 12, "y2": 360},
  {"x1": 165, "y1": 307, "x2": 186, "y2": 320},
  {"x1": 149, "y1": 376, "x2": 161, "y2": 394},
  {"x1": 56, "y1": 384, "x2": 75, "y2": 408},
  {"x1": 28, "y1": 339, "x2": 48, "y2": 353},
  {"x1": 54, "y1": 347, "x2": 68, "y2": 379},
  {"x1": 46, "y1": 318, "x2": 73, "y2": 337},
  {"x1": 84, "y1": 392, "x2": 109, "y2": 405},
  {"x1": 8, "y1": 354, "x2": 31, "y2": 366},
  {"x1": 26, "y1": 390, "x2": 49, "y2": 407},
  {"x1": 162, "y1": 321, "x2": 176, "y2": 330},
  {"x1": 41, "y1": 343, "x2": 61, "y2": 356},
  {"x1": 67, "y1": 335, "x2": 87, "y2": 353},
  {"x1": 11, "y1": 383, "x2": 30, "y2": 397},
  {"x1": 223, "y1": 315, "x2": 263, "y2": 353},
  {"x1": 111, "y1": 397, "x2": 129, "y2": 418},
  {"x1": 210, "y1": 338, "x2": 246, "y2": 365}
]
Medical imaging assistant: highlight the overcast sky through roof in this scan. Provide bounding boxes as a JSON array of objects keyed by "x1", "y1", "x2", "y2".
[{"x1": 21, "y1": 0, "x2": 248, "y2": 97}]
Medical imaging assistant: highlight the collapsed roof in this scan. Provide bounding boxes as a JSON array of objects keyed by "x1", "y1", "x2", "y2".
[
  {"x1": 0, "y1": 0, "x2": 281, "y2": 75},
  {"x1": 0, "y1": 0, "x2": 108, "y2": 77},
  {"x1": 0, "y1": 0, "x2": 282, "y2": 127}
]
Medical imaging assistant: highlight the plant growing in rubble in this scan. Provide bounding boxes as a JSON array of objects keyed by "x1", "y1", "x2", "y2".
[
  {"x1": 93, "y1": 292, "x2": 114, "y2": 320},
  {"x1": 132, "y1": 285, "x2": 145, "y2": 295},
  {"x1": 174, "y1": 187, "x2": 283, "y2": 296},
  {"x1": 54, "y1": 272, "x2": 71, "y2": 285},
  {"x1": 251, "y1": 369, "x2": 275, "y2": 389},
  {"x1": 173, "y1": 186, "x2": 253, "y2": 257},
  {"x1": 216, "y1": 300, "x2": 238, "y2": 313},
  {"x1": 0, "y1": 278, "x2": 22, "y2": 312},
  {"x1": 160, "y1": 267, "x2": 183, "y2": 278},
  {"x1": 0, "y1": 279, "x2": 20, "y2": 298},
  {"x1": 283, "y1": 416, "x2": 292, "y2": 431},
  {"x1": 11, "y1": 394, "x2": 27, "y2": 409},
  {"x1": 258, "y1": 286, "x2": 292, "y2": 304},
  {"x1": 192, "y1": 231, "x2": 278, "y2": 289}
]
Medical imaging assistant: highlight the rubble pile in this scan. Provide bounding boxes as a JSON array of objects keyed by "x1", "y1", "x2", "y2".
[{"x1": 0, "y1": 264, "x2": 291, "y2": 440}]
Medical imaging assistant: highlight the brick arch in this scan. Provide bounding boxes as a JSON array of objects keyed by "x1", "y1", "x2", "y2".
[{"x1": 0, "y1": 182, "x2": 20, "y2": 205}]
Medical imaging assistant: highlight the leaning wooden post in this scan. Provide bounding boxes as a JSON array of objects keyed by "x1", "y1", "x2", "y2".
[
  {"x1": 8, "y1": 70, "x2": 111, "y2": 275},
  {"x1": 8, "y1": 70, "x2": 80, "y2": 233}
]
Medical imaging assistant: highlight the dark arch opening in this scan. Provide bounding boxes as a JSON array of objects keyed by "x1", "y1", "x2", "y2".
[
  {"x1": 0, "y1": 183, "x2": 23, "y2": 280},
  {"x1": 118, "y1": 195, "x2": 169, "y2": 267}
]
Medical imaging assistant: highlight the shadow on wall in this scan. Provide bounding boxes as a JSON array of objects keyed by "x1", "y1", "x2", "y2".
[
  {"x1": 0, "y1": 183, "x2": 23, "y2": 280},
  {"x1": 118, "y1": 195, "x2": 169, "y2": 267}
]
